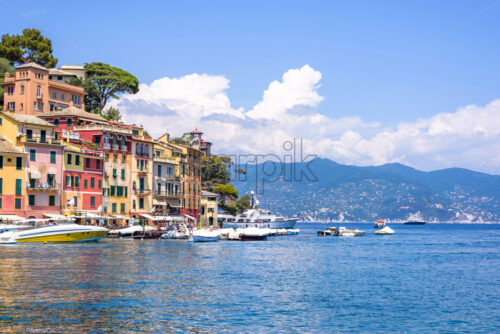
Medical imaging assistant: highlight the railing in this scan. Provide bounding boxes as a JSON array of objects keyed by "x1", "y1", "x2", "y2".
[
  {"x1": 154, "y1": 190, "x2": 182, "y2": 197},
  {"x1": 27, "y1": 182, "x2": 60, "y2": 191},
  {"x1": 113, "y1": 144, "x2": 119, "y2": 150},
  {"x1": 72, "y1": 124, "x2": 133, "y2": 135},
  {"x1": 19, "y1": 135, "x2": 58, "y2": 145},
  {"x1": 121, "y1": 145, "x2": 127, "y2": 152},
  {"x1": 103, "y1": 143, "x2": 111, "y2": 150},
  {"x1": 134, "y1": 188, "x2": 151, "y2": 195},
  {"x1": 37, "y1": 93, "x2": 43, "y2": 99}
]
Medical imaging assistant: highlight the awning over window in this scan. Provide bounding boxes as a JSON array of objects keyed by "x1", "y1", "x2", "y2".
[
  {"x1": 140, "y1": 213, "x2": 155, "y2": 220},
  {"x1": 167, "y1": 199, "x2": 181, "y2": 208},
  {"x1": 30, "y1": 171, "x2": 42, "y2": 179},
  {"x1": 0, "y1": 214, "x2": 24, "y2": 222}
]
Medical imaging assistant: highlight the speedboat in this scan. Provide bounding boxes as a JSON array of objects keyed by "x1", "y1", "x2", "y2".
[
  {"x1": 404, "y1": 213, "x2": 426, "y2": 225},
  {"x1": 190, "y1": 229, "x2": 221, "y2": 242},
  {"x1": 374, "y1": 226, "x2": 395, "y2": 235},
  {"x1": 161, "y1": 224, "x2": 190, "y2": 239},
  {"x1": 238, "y1": 227, "x2": 271, "y2": 241},
  {"x1": 0, "y1": 222, "x2": 108, "y2": 244},
  {"x1": 108, "y1": 225, "x2": 154, "y2": 238},
  {"x1": 318, "y1": 227, "x2": 365, "y2": 237}
]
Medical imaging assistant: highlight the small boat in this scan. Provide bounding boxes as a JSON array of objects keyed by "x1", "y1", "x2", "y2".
[
  {"x1": 190, "y1": 229, "x2": 221, "y2": 242},
  {"x1": 131, "y1": 230, "x2": 164, "y2": 239},
  {"x1": 0, "y1": 222, "x2": 108, "y2": 244},
  {"x1": 374, "y1": 226, "x2": 395, "y2": 235},
  {"x1": 318, "y1": 227, "x2": 364, "y2": 237},
  {"x1": 374, "y1": 219, "x2": 386, "y2": 228},
  {"x1": 238, "y1": 227, "x2": 270, "y2": 241},
  {"x1": 108, "y1": 225, "x2": 154, "y2": 238},
  {"x1": 161, "y1": 224, "x2": 190, "y2": 239}
]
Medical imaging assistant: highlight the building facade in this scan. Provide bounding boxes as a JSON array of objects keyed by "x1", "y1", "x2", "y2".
[
  {"x1": 0, "y1": 132, "x2": 26, "y2": 217},
  {"x1": 130, "y1": 126, "x2": 153, "y2": 223},
  {"x1": 153, "y1": 138, "x2": 182, "y2": 217},
  {"x1": 200, "y1": 190, "x2": 219, "y2": 227}
]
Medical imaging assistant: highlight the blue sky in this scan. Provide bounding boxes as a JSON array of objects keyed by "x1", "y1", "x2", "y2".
[{"x1": 1, "y1": 0, "x2": 500, "y2": 173}]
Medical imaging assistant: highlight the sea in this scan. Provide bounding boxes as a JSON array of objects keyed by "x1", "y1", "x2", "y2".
[{"x1": 0, "y1": 223, "x2": 499, "y2": 333}]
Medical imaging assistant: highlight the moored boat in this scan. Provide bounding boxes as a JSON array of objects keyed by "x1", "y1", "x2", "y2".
[
  {"x1": 238, "y1": 227, "x2": 271, "y2": 241},
  {"x1": 374, "y1": 219, "x2": 386, "y2": 228},
  {"x1": 374, "y1": 226, "x2": 395, "y2": 235},
  {"x1": 0, "y1": 222, "x2": 108, "y2": 244},
  {"x1": 190, "y1": 229, "x2": 221, "y2": 242}
]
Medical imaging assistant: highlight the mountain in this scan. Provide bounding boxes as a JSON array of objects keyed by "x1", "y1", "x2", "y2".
[{"x1": 232, "y1": 158, "x2": 500, "y2": 222}]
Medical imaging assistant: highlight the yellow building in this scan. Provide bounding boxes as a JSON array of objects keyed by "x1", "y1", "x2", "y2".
[
  {"x1": 130, "y1": 126, "x2": 153, "y2": 223},
  {"x1": 200, "y1": 190, "x2": 219, "y2": 227},
  {"x1": 0, "y1": 133, "x2": 26, "y2": 219}
]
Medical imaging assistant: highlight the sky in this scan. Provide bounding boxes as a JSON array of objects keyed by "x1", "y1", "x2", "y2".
[{"x1": 1, "y1": 0, "x2": 500, "y2": 174}]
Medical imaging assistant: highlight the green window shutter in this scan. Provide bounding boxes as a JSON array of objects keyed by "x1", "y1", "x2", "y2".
[
  {"x1": 113, "y1": 168, "x2": 117, "y2": 177},
  {"x1": 91, "y1": 177, "x2": 95, "y2": 188},
  {"x1": 121, "y1": 169, "x2": 125, "y2": 179},
  {"x1": 30, "y1": 149, "x2": 36, "y2": 161},
  {"x1": 102, "y1": 188, "x2": 106, "y2": 196},
  {"x1": 71, "y1": 175, "x2": 75, "y2": 187},
  {"x1": 49, "y1": 196, "x2": 55, "y2": 206},
  {"x1": 120, "y1": 203, "x2": 125, "y2": 213},
  {"x1": 15, "y1": 198, "x2": 21, "y2": 209},
  {"x1": 50, "y1": 151, "x2": 56, "y2": 163},
  {"x1": 15, "y1": 179, "x2": 22, "y2": 195},
  {"x1": 98, "y1": 180, "x2": 102, "y2": 189},
  {"x1": 84, "y1": 179, "x2": 88, "y2": 188},
  {"x1": 75, "y1": 176, "x2": 80, "y2": 187},
  {"x1": 0, "y1": 178, "x2": 3, "y2": 194},
  {"x1": 112, "y1": 203, "x2": 117, "y2": 213},
  {"x1": 29, "y1": 195, "x2": 35, "y2": 206},
  {"x1": 0, "y1": 197, "x2": 2, "y2": 209},
  {"x1": 110, "y1": 186, "x2": 115, "y2": 196},
  {"x1": 124, "y1": 187, "x2": 127, "y2": 197}
]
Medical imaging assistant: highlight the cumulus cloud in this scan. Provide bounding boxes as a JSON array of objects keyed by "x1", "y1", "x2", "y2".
[{"x1": 108, "y1": 65, "x2": 500, "y2": 175}]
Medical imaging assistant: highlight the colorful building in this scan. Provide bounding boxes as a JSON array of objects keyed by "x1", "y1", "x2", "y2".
[
  {"x1": 0, "y1": 131, "x2": 26, "y2": 219},
  {"x1": 0, "y1": 112, "x2": 64, "y2": 218},
  {"x1": 200, "y1": 190, "x2": 219, "y2": 227},
  {"x1": 1, "y1": 62, "x2": 86, "y2": 115},
  {"x1": 188, "y1": 128, "x2": 212, "y2": 156},
  {"x1": 130, "y1": 126, "x2": 154, "y2": 223},
  {"x1": 153, "y1": 137, "x2": 182, "y2": 217}
]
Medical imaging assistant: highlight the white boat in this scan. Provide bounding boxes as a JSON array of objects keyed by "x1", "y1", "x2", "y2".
[
  {"x1": 220, "y1": 193, "x2": 298, "y2": 229},
  {"x1": 374, "y1": 219, "x2": 386, "y2": 228},
  {"x1": 161, "y1": 224, "x2": 190, "y2": 239},
  {"x1": 190, "y1": 229, "x2": 221, "y2": 242},
  {"x1": 238, "y1": 227, "x2": 271, "y2": 241},
  {"x1": 0, "y1": 222, "x2": 108, "y2": 244},
  {"x1": 108, "y1": 225, "x2": 154, "y2": 237},
  {"x1": 0, "y1": 224, "x2": 30, "y2": 234},
  {"x1": 374, "y1": 226, "x2": 395, "y2": 235}
]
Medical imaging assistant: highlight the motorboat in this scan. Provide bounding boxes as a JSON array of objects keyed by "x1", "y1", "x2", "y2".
[
  {"x1": 374, "y1": 226, "x2": 395, "y2": 235},
  {"x1": 374, "y1": 219, "x2": 386, "y2": 228},
  {"x1": 0, "y1": 222, "x2": 108, "y2": 244},
  {"x1": 238, "y1": 227, "x2": 271, "y2": 241},
  {"x1": 318, "y1": 227, "x2": 364, "y2": 237},
  {"x1": 108, "y1": 225, "x2": 154, "y2": 238},
  {"x1": 190, "y1": 229, "x2": 221, "y2": 242},
  {"x1": 220, "y1": 192, "x2": 298, "y2": 229},
  {"x1": 161, "y1": 223, "x2": 190, "y2": 239},
  {"x1": 404, "y1": 213, "x2": 426, "y2": 225}
]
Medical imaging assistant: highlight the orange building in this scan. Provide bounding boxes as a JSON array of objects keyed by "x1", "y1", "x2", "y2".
[{"x1": 2, "y1": 62, "x2": 86, "y2": 115}]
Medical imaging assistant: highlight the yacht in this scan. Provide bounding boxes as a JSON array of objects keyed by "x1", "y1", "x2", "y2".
[
  {"x1": 190, "y1": 229, "x2": 221, "y2": 242},
  {"x1": 0, "y1": 222, "x2": 108, "y2": 244},
  {"x1": 220, "y1": 192, "x2": 298, "y2": 229},
  {"x1": 374, "y1": 226, "x2": 395, "y2": 235},
  {"x1": 404, "y1": 213, "x2": 426, "y2": 225}
]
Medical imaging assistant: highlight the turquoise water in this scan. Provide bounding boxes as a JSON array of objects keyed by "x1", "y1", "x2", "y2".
[{"x1": 0, "y1": 223, "x2": 499, "y2": 333}]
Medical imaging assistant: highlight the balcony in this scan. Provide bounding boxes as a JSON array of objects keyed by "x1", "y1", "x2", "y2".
[
  {"x1": 18, "y1": 135, "x2": 59, "y2": 145},
  {"x1": 113, "y1": 144, "x2": 119, "y2": 151},
  {"x1": 36, "y1": 93, "x2": 43, "y2": 99},
  {"x1": 103, "y1": 143, "x2": 111, "y2": 150},
  {"x1": 121, "y1": 145, "x2": 127, "y2": 152},
  {"x1": 134, "y1": 188, "x2": 151, "y2": 196},
  {"x1": 27, "y1": 182, "x2": 60, "y2": 191},
  {"x1": 154, "y1": 190, "x2": 182, "y2": 199}
]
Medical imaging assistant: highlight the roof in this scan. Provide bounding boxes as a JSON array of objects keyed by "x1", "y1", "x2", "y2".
[
  {"x1": 38, "y1": 107, "x2": 107, "y2": 123},
  {"x1": 48, "y1": 68, "x2": 75, "y2": 76},
  {"x1": 60, "y1": 65, "x2": 85, "y2": 70},
  {"x1": 0, "y1": 134, "x2": 24, "y2": 154},
  {"x1": 190, "y1": 128, "x2": 203, "y2": 134},
  {"x1": 16, "y1": 62, "x2": 48, "y2": 71},
  {"x1": 201, "y1": 190, "x2": 219, "y2": 197},
  {"x1": 8, "y1": 113, "x2": 53, "y2": 127}
]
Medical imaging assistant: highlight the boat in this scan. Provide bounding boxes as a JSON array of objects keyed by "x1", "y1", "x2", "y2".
[
  {"x1": 108, "y1": 225, "x2": 154, "y2": 238},
  {"x1": 161, "y1": 223, "x2": 190, "y2": 239},
  {"x1": 220, "y1": 192, "x2": 298, "y2": 229},
  {"x1": 190, "y1": 229, "x2": 221, "y2": 242},
  {"x1": 318, "y1": 226, "x2": 364, "y2": 237},
  {"x1": 404, "y1": 213, "x2": 426, "y2": 225},
  {"x1": 0, "y1": 222, "x2": 108, "y2": 244},
  {"x1": 238, "y1": 227, "x2": 271, "y2": 241},
  {"x1": 374, "y1": 226, "x2": 395, "y2": 235},
  {"x1": 374, "y1": 219, "x2": 386, "y2": 228}
]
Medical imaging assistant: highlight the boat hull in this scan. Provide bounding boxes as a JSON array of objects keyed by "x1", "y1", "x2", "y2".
[
  {"x1": 16, "y1": 230, "x2": 108, "y2": 243},
  {"x1": 240, "y1": 234, "x2": 269, "y2": 241},
  {"x1": 222, "y1": 219, "x2": 297, "y2": 229},
  {"x1": 191, "y1": 235, "x2": 220, "y2": 242},
  {"x1": 404, "y1": 221, "x2": 426, "y2": 225},
  {"x1": 0, "y1": 224, "x2": 109, "y2": 244}
]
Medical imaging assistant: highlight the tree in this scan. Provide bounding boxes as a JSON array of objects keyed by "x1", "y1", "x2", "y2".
[
  {"x1": 84, "y1": 62, "x2": 139, "y2": 111},
  {"x1": 169, "y1": 133, "x2": 190, "y2": 145},
  {"x1": 220, "y1": 203, "x2": 238, "y2": 216},
  {"x1": 0, "y1": 28, "x2": 57, "y2": 67},
  {"x1": 102, "y1": 107, "x2": 122, "y2": 122},
  {"x1": 236, "y1": 194, "x2": 251, "y2": 213},
  {"x1": 69, "y1": 76, "x2": 101, "y2": 112},
  {"x1": 0, "y1": 57, "x2": 14, "y2": 109},
  {"x1": 212, "y1": 184, "x2": 238, "y2": 198},
  {"x1": 202, "y1": 155, "x2": 233, "y2": 188}
]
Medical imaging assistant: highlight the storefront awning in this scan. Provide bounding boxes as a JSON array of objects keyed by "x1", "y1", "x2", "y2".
[
  {"x1": 0, "y1": 214, "x2": 24, "y2": 222},
  {"x1": 167, "y1": 199, "x2": 181, "y2": 208},
  {"x1": 153, "y1": 199, "x2": 167, "y2": 206},
  {"x1": 184, "y1": 214, "x2": 197, "y2": 222},
  {"x1": 42, "y1": 213, "x2": 74, "y2": 221},
  {"x1": 153, "y1": 215, "x2": 184, "y2": 222},
  {"x1": 140, "y1": 213, "x2": 155, "y2": 220}
]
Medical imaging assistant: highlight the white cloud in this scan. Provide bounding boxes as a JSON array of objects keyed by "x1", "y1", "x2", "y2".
[{"x1": 109, "y1": 65, "x2": 500, "y2": 175}]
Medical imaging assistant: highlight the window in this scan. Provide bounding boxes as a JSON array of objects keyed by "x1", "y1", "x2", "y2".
[
  {"x1": 136, "y1": 143, "x2": 140, "y2": 154},
  {"x1": 29, "y1": 195, "x2": 35, "y2": 206},
  {"x1": 0, "y1": 198, "x2": 2, "y2": 209},
  {"x1": 85, "y1": 158, "x2": 90, "y2": 168},
  {"x1": 16, "y1": 157, "x2": 22, "y2": 170},
  {"x1": 54, "y1": 119, "x2": 59, "y2": 127},
  {"x1": 49, "y1": 196, "x2": 55, "y2": 206},
  {"x1": 117, "y1": 186, "x2": 123, "y2": 197},
  {"x1": 21, "y1": 85, "x2": 24, "y2": 94},
  {"x1": 73, "y1": 196, "x2": 78, "y2": 207},
  {"x1": 120, "y1": 203, "x2": 125, "y2": 213},
  {"x1": 34, "y1": 101, "x2": 37, "y2": 111},
  {"x1": 0, "y1": 156, "x2": 3, "y2": 169},
  {"x1": 90, "y1": 177, "x2": 95, "y2": 188},
  {"x1": 113, "y1": 168, "x2": 117, "y2": 177},
  {"x1": 66, "y1": 175, "x2": 71, "y2": 187},
  {"x1": 121, "y1": 169, "x2": 125, "y2": 179},
  {"x1": 98, "y1": 180, "x2": 102, "y2": 189},
  {"x1": 50, "y1": 151, "x2": 56, "y2": 163},
  {"x1": 157, "y1": 165, "x2": 161, "y2": 177},
  {"x1": 90, "y1": 196, "x2": 96, "y2": 208},
  {"x1": 112, "y1": 203, "x2": 117, "y2": 213},
  {"x1": 36, "y1": 86, "x2": 41, "y2": 97},
  {"x1": 75, "y1": 155, "x2": 80, "y2": 166},
  {"x1": 122, "y1": 155, "x2": 126, "y2": 163},
  {"x1": 139, "y1": 198, "x2": 144, "y2": 209},
  {"x1": 157, "y1": 183, "x2": 161, "y2": 193},
  {"x1": 96, "y1": 160, "x2": 101, "y2": 170},
  {"x1": 30, "y1": 149, "x2": 36, "y2": 161},
  {"x1": 15, "y1": 179, "x2": 22, "y2": 195},
  {"x1": 0, "y1": 178, "x2": 3, "y2": 194},
  {"x1": 27, "y1": 129, "x2": 33, "y2": 139},
  {"x1": 67, "y1": 154, "x2": 72, "y2": 165},
  {"x1": 113, "y1": 135, "x2": 117, "y2": 147},
  {"x1": 110, "y1": 186, "x2": 115, "y2": 196},
  {"x1": 67, "y1": 118, "x2": 72, "y2": 127},
  {"x1": 15, "y1": 198, "x2": 21, "y2": 210},
  {"x1": 133, "y1": 200, "x2": 136, "y2": 209},
  {"x1": 124, "y1": 187, "x2": 128, "y2": 197},
  {"x1": 61, "y1": 93, "x2": 65, "y2": 100},
  {"x1": 75, "y1": 176, "x2": 80, "y2": 187},
  {"x1": 20, "y1": 103, "x2": 23, "y2": 111},
  {"x1": 84, "y1": 179, "x2": 88, "y2": 188},
  {"x1": 113, "y1": 154, "x2": 117, "y2": 163},
  {"x1": 52, "y1": 91, "x2": 57, "y2": 99}
]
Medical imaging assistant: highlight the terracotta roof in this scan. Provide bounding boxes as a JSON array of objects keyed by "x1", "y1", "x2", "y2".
[
  {"x1": 201, "y1": 190, "x2": 219, "y2": 197},
  {"x1": 48, "y1": 68, "x2": 75, "y2": 76},
  {"x1": 190, "y1": 128, "x2": 203, "y2": 134},
  {"x1": 0, "y1": 134, "x2": 24, "y2": 154},
  {"x1": 16, "y1": 62, "x2": 48, "y2": 71},
  {"x1": 39, "y1": 107, "x2": 107, "y2": 123},
  {"x1": 9, "y1": 113, "x2": 53, "y2": 126}
]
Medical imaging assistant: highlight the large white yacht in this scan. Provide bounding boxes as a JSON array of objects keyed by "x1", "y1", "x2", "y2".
[{"x1": 219, "y1": 192, "x2": 298, "y2": 229}]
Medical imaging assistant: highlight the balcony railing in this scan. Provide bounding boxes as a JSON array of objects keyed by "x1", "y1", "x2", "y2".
[
  {"x1": 103, "y1": 143, "x2": 111, "y2": 150},
  {"x1": 133, "y1": 188, "x2": 151, "y2": 195},
  {"x1": 37, "y1": 93, "x2": 43, "y2": 99},
  {"x1": 113, "y1": 144, "x2": 119, "y2": 150},
  {"x1": 154, "y1": 190, "x2": 182, "y2": 198},
  {"x1": 19, "y1": 135, "x2": 59, "y2": 145},
  {"x1": 27, "y1": 182, "x2": 60, "y2": 191}
]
